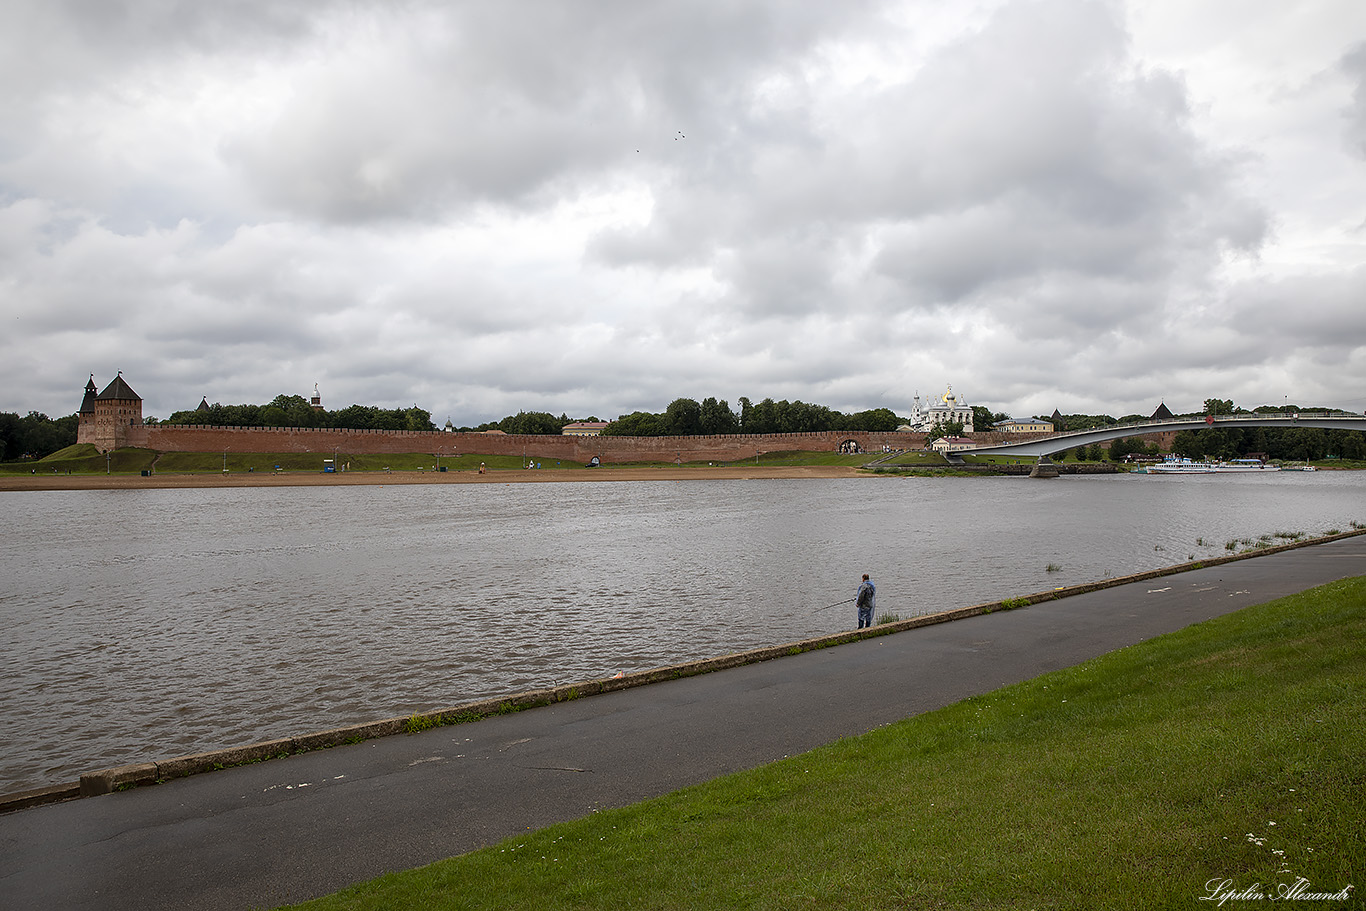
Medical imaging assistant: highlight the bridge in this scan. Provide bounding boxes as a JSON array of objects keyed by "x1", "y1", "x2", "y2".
[{"x1": 968, "y1": 412, "x2": 1366, "y2": 458}]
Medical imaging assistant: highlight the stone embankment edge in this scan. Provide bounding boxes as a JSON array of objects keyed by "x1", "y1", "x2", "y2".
[{"x1": 4, "y1": 528, "x2": 1363, "y2": 815}]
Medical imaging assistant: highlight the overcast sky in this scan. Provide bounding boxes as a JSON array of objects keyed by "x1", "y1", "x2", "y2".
[{"x1": 3, "y1": 0, "x2": 1364, "y2": 426}]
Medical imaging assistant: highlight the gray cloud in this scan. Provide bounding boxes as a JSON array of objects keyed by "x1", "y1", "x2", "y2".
[
  {"x1": 1344, "y1": 42, "x2": 1366, "y2": 159},
  {"x1": 1, "y1": 0, "x2": 1363, "y2": 426}
]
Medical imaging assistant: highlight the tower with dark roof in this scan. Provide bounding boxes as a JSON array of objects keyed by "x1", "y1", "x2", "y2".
[
  {"x1": 77, "y1": 375, "x2": 99, "y2": 443},
  {"x1": 77, "y1": 372, "x2": 144, "y2": 451}
]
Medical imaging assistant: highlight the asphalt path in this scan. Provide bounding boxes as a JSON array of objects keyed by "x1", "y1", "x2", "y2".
[{"x1": 3, "y1": 534, "x2": 1364, "y2": 911}]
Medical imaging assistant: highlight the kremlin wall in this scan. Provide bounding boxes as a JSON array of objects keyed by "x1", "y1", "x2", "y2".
[{"x1": 76, "y1": 374, "x2": 1062, "y2": 464}]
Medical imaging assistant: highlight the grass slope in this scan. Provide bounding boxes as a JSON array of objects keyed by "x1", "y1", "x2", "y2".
[
  {"x1": 0, "y1": 445, "x2": 157, "y2": 474},
  {"x1": 284, "y1": 577, "x2": 1364, "y2": 910}
]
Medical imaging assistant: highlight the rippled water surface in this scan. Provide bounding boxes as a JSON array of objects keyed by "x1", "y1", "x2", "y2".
[{"x1": 3, "y1": 472, "x2": 1364, "y2": 793}]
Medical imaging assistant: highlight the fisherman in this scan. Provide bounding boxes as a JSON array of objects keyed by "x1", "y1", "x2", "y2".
[{"x1": 856, "y1": 574, "x2": 876, "y2": 629}]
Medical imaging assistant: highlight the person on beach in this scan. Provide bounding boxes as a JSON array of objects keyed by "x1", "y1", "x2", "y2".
[{"x1": 856, "y1": 574, "x2": 876, "y2": 628}]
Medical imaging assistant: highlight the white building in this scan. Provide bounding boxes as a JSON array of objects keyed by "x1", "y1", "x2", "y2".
[
  {"x1": 898, "y1": 385, "x2": 975, "y2": 434},
  {"x1": 931, "y1": 436, "x2": 976, "y2": 453}
]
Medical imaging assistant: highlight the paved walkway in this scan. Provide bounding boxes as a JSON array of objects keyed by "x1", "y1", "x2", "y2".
[{"x1": 3, "y1": 535, "x2": 1364, "y2": 911}]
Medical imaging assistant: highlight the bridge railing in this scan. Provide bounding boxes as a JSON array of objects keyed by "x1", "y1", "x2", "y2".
[{"x1": 1038, "y1": 411, "x2": 1362, "y2": 441}]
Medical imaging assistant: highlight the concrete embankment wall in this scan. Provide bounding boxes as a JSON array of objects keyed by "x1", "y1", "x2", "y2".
[{"x1": 129, "y1": 425, "x2": 1059, "y2": 462}]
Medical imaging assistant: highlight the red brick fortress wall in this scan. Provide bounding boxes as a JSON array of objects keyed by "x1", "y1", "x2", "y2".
[
  {"x1": 139, "y1": 425, "x2": 987, "y2": 462},
  {"x1": 137, "y1": 425, "x2": 1061, "y2": 463}
]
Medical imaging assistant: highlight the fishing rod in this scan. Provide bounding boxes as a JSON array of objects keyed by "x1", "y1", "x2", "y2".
[{"x1": 810, "y1": 597, "x2": 855, "y2": 614}]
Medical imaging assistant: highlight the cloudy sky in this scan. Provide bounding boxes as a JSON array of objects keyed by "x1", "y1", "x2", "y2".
[{"x1": 3, "y1": 0, "x2": 1364, "y2": 426}]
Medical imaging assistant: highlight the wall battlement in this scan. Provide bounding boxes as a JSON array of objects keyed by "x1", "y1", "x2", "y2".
[
  {"x1": 74, "y1": 375, "x2": 1068, "y2": 462},
  {"x1": 128, "y1": 424, "x2": 1062, "y2": 462}
]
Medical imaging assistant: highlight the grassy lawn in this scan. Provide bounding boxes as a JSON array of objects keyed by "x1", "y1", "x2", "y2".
[
  {"x1": 0, "y1": 444, "x2": 158, "y2": 474},
  {"x1": 282, "y1": 577, "x2": 1365, "y2": 911},
  {"x1": 0, "y1": 448, "x2": 584, "y2": 475},
  {"x1": 7, "y1": 447, "x2": 1362, "y2": 476},
  {"x1": 713, "y1": 450, "x2": 875, "y2": 467},
  {"x1": 960, "y1": 453, "x2": 1037, "y2": 465},
  {"x1": 0, "y1": 447, "x2": 884, "y2": 475},
  {"x1": 151, "y1": 451, "x2": 561, "y2": 473}
]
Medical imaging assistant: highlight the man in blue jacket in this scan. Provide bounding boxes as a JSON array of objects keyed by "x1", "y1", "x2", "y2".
[{"x1": 856, "y1": 574, "x2": 876, "y2": 629}]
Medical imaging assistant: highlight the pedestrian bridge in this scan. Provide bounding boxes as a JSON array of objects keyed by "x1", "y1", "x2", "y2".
[{"x1": 969, "y1": 412, "x2": 1366, "y2": 458}]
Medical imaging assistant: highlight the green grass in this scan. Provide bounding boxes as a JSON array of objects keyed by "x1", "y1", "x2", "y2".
[
  {"x1": 960, "y1": 453, "x2": 1037, "y2": 465},
  {"x1": 880, "y1": 451, "x2": 952, "y2": 466},
  {"x1": 151, "y1": 451, "x2": 557, "y2": 473},
  {"x1": 0, "y1": 444, "x2": 158, "y2": 474},
  {"x1": 281, "y1": 578, "x2": 1366, "y2": 911},
  {"x1": 0, "y1": 449, "x2": 582, "y2": 475},
  {"x1": 731, "y1": 450, "x2": 881, "y2": 467}
]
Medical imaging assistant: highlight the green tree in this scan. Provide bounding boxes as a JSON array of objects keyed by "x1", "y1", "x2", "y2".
[
  {"x1": 403, "y1": 407, "x2": 434, "y2": 432},
  {"x1": 699, "y1": 397, "x2": 739, "y2": 434},
  {"x1": 1172, "y1": 430, "x2": 1203, "y2": 460},
  {"x1": 1204, "y1": 398, "x2": 1236, "y2": 416},
  {"x1": 602, "y1": 411, "x2": 664, "y2": 436},
  {"x1": 1336, "y1": 431, "x2": 1363, "y2": 460},
  {"x1": 1049, "y1": 414, "x2": 1117, "y2": 431},
  {"x1": 1108, "y1": 436, "x2": 1152, "y2": 461},
  {"x1": 332, "y1": 404, "x2": 376, "y2": 430},
  {"x1": 746, "y1": 398, "x2": 779, "y2": 434},
  {"x1": 497, "y1": 411, "x2": 561, "y2": 435},
  {"x1": 0, "y1": 411, "x2": 79, "y2": 461},
  {"x1": 846, "y1": 408, "x2": 900, "y2": 432},
  {"x1": 664, "y1": 398, "x2": 702, "y2": 435}
]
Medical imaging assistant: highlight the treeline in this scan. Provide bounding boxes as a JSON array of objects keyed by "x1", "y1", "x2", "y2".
[
  {"x1": 468, "y1": 412, "x2": 601, "y2": 435},
  {"x1": 164, "y1": 395, "x2": 435, "y2": 432},
  {"x1": 603, "y1": 397, "x2": 904, "y2": 436},
  {"x1": 0, "y1": 411, "x2": 79, "y2": 461},
  {"x1": 1045, "y1": 399, "x2": 1358, "y2": 431},
  {"x1": 1050, "y1": 399, "x2": 1365, "y2": 462},
  {"x1": 1172, "y1": 400, "x2": 1365, "y2": 460},
  {"x1": 1173, "y1": 427, "x2": 1364, "y2": 462}
]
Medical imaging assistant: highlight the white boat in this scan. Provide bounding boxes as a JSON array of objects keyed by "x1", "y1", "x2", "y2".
[
  {"x1": 1136, "y1": 457, "x2": 1280, "y2": 474},
  {"x1": 1135, "y1": 457, "x2": 1218, "y2": 474},
  {"x1": 1212, "y1": 459, "x2": 1280, "y2": 472},
  {"x1": 1280, "y1": 462, "x2": 1317, "y2": 471}
]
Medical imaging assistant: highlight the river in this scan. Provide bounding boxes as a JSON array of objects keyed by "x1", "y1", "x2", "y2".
[{"x1": 2, "y1": 471, "x2": 1363, "y2": 794}]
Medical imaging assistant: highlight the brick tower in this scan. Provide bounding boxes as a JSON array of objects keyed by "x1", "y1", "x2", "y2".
[
  {"x1": 77, "y1": 375, "x2": 98, "y2": 443},
  {"x1": 78, "y1": 372, "x2": 144, "y2": 451}
]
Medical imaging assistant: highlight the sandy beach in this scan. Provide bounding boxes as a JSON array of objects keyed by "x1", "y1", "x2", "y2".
[{"x1": 0, "y1": 465, "x2": 871, "y2": 492}]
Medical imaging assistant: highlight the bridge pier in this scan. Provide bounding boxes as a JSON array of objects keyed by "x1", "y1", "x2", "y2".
[{"x1": 1029, "y1": 456, "x2": 1060, "y2": 479}]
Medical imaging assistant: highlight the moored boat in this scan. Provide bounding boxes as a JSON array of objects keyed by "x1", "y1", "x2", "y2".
[
  {"x1": 1212, "y1": 458, "x2": 1280, "y2": 472},
  {"x1": 1134, "y1": 456, "x2": 1286, "y2": 474},
  {"x1": 1133, "y1": 457, "x2": 1218, "y2": 474}
]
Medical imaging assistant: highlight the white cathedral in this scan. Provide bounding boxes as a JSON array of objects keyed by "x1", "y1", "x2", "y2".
[{"x1": 898, "y1": 384, "x2": 974, "y2": 434}]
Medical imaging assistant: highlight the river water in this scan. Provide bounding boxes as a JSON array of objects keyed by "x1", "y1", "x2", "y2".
[{"x1": 3, "y1": 472, "x2": 1364, "y2": 794}]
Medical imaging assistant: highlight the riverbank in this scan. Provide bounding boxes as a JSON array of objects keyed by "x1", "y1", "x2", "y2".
[
  {"x1": 288, "y1": 574, "x2": 1366, "y2": 911},
  {"x1": 5, "y1": 537, "x2": 1361, "y2": 911},
  {"x1": 0, "y1": 464, "x2": 868, "y2": 492}
]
